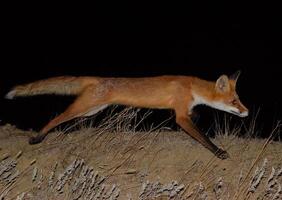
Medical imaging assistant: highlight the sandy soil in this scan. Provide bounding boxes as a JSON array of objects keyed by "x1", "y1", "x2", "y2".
[{"x1": 0, "y1": 123, "x2": 281, "y2": 200}]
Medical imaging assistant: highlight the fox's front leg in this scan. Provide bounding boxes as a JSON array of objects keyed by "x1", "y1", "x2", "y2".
[{"x1": 175, "y1": 110, "x2": 229, "y2": 159}]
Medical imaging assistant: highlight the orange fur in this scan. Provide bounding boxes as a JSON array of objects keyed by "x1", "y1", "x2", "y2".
[{"x1": 6, "y1": 71, "x2": 248, "y2": 159}]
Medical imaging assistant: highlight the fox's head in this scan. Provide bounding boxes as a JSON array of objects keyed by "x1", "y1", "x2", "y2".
[
  {"x1": 191, "y1": 70, "x2": 249, "y2": 118},
  {"x1": 212, "y1": 71, "x2": 249, "y2": 117}
]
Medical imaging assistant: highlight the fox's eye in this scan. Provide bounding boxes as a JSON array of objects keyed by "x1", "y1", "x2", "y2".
[{"x1": 231, "y1": 99, "x2": 237, "y2": 105}]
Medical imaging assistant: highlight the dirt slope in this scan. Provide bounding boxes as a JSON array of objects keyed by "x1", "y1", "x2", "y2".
[{"x1": 0, "y1": 123, "x2": 281, "y2": 200}]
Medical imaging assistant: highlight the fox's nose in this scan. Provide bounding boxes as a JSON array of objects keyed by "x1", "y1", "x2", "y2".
[{"x1": 240, "y1": 110, "x2": 248, "y2": 117}]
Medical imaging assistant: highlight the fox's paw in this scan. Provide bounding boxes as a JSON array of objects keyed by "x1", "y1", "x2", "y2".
[
  {"x1": 215, "y1": 149, "x2": 229, "y2": 160},
  {"x1": 29, "y1": 135, "x2": 44, "y2": 145}
]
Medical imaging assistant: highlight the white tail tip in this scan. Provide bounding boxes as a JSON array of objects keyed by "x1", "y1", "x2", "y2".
[{"x1": 5, "y1": 90, "x2": 16, "y2": 99}]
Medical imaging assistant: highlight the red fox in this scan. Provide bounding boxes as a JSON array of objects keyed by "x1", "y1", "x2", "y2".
[{"x1": 5, "y1": 71, "x2": 248, "y2": 159}]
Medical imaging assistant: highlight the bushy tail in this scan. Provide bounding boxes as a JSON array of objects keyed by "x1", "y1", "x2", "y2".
[{"x1": 5, "y1": 76, "x2": 89, "y2": 99}]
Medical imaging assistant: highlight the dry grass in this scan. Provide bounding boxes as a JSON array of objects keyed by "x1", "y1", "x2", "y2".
[{"x1": 0, "y1": 107, "x2": 281, "y2": 199}]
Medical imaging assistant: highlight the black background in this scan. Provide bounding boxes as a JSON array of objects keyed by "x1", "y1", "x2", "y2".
[{"x1": 1, "y1": 3, "x2": 281, "y2": 137}]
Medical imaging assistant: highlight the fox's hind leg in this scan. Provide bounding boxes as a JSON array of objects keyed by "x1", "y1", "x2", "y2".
[{"x1": 29, "y1": 86, "x2": 111, "y2": 144}]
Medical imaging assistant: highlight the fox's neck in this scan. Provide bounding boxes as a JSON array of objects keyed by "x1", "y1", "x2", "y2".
[{"x1": 189, "y1": 78, "x2": 217, "y2": 113}]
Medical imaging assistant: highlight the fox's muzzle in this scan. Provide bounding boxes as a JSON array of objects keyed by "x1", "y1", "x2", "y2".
[
  {"x1": 237, "y1": 101, "x2": 249, "y2": 117},
  {"x1": 238, "y1": 110, "x2": 248, "y2": 117}
]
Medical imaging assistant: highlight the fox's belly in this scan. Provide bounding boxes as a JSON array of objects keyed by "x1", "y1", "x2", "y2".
[{"x1": 112, "y1": 93, "x2": 175, "y2": 109}]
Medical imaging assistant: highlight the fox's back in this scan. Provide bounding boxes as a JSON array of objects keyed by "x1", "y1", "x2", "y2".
[{"x1": 95, "y1": 76, "x2": 194, "y2": 108}]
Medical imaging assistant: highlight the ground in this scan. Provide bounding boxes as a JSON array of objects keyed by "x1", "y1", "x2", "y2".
[{"x1": 0, "y1": 111, "x2": 281, "y2": 199}]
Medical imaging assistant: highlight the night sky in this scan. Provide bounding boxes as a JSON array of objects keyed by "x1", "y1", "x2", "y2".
[{"x1": 1, "y1": 4, "x2": 281, "y2": 137}]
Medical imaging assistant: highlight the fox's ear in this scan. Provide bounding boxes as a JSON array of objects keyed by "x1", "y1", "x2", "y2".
[
  {"x1": 229, "y1": 70, "x2": 241, "y2": 83},
  {"x1": 215, "y1": 75, "x2": 230, "y2": 93}
]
